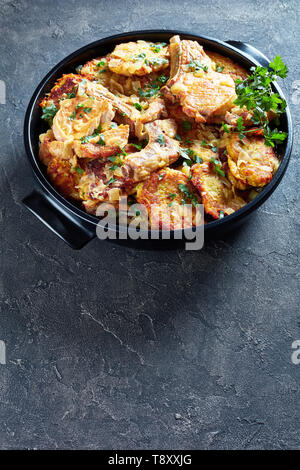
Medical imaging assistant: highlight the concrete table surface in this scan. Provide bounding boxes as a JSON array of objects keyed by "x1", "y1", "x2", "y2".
[{"x1": 0, "y1": 0, "x2": 299, "y2": 450}]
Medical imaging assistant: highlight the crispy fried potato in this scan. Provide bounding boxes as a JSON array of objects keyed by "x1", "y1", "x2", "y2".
[
  {"x1": 207, "y1": 51, "x2": 248, "y2": 82},
  {"x1": 172, "y1": 71, "x2": 236, "y2": 123},
  {"x1": 191, "y1": 162, "x2": 246, "y2": 219},
  {"x1": 52, "y1": 96, "x2": 114, "y2": 141},
  {"x1": 108, "y1": 41, "x2": 169, "y2": 77},
  {"x1": 47, "y1": 156, "x2": 82, "y2": 200},
  {"x1": 40, "y1": 74, "x2": 84, "y2": 109},
  {"x1": 136, "y1": 168, "x2": 201, "y2": 229},
  {"x1": 226, "y1": 134, "x2": 279, "y2": 187}
]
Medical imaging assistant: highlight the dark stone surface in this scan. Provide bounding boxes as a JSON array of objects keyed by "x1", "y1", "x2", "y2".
[{"x1": 0, "y1": 0, "x2": 299, "y2": 450}]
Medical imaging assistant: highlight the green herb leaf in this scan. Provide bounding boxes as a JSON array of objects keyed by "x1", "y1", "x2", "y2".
[
  {"x1": 75, "y1": 166, "x2": 84, "y2": 174},
  {"x1": 41, "y1": 104, "x2": 58, "y2": 126},
  {"x1": 158, "y1": 74, "x2": 168, "y2": 83},
  {"x1": 97, "y1": 134, "x2": 106, "y2": 146},
  {"x1": 187, "y1": 60, "x2": 208, "y2": 73},
  {"x1": 106, "y1": 177, "x2": 117, "y2": 186},
  {"x1": 233, "y1": 56, "x2": 288, "y2": 146},
  {"x1": 182, "y1": 120, "x2": 192, "y2": 131},
  {"x1": 134, "y1": 102, "x2": 142, "y2": 111},
  {"x1": 269, "y1": 55, "x2": 288, "y2": 79},
  {"x1": 178, "y1": 184, "x2": 199, "y2": 207},
  {"x1": 157, "y1": 134, "x2": 165, "y2": 146},
  {"x1": 216, "y1": 64, "x2": 224, "y2": 73},
  {"x1": 222, "y1": 122, "x2": 229, "y2": 133},
  {"x1": 210, "y1": 157, "x2": 225, "y2": 177}
]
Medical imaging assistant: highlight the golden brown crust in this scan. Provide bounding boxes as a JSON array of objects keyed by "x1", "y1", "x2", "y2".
[
  {"x1": 191, "y1": 162, "x2": 246, "y2": 219},
  {"x1": 206, "y1": 51, "x2": 248, "y2": 82},
  {"x1": 136, "y1": 168, "x2": 201, "y2": 229},
  {"x1": 108, "y1": 41, "x2": 169, "y2": 77},
  {"x1": 226, "y1": 134, "x2": 279, "y2": 187}
]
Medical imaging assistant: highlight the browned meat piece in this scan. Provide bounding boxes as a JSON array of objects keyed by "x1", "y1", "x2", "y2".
[
  {"x1": 122, "y1": 119, "x2": 180, "y2": 182},
  {"x1": 86, "y1": 81, "x2": 167, "y2": 138},
  {"x1": 162, "y1": 35, "x2": 236, "y2": 124},
  {"x1": 73, "y1": 124, "x2": 130, "y2": 160},
  {"x1": 162, "y1": 35, "x2": 213, "y2": 102}
]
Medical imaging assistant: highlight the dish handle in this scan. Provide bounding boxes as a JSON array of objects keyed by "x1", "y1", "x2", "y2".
[
  {"x1": 23, "y1": 190, "x2": 96, "y2": 249},
  {"x1": 226, "y1": 40, "x2": 270, "y2": 67}
]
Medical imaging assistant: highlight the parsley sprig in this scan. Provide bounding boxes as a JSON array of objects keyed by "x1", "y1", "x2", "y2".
[
  {"x1": 233, "y1": 55, "x2": 288, "y2": 147},
  {"x1": 41, "y1": 104, "x2": 58, "y2": 126}
]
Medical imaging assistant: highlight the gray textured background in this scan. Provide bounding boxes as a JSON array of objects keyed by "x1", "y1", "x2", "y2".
[{"x1": 0, "y1": 0, "x2": 299, "y2": 450}]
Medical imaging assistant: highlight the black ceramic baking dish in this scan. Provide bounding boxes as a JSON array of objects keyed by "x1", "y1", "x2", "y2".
[{"x1": 23, "y1": 30, "x2": 293, "y2": 249}]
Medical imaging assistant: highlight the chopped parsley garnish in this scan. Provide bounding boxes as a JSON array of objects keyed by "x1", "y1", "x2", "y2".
[
  {"x1": 158, "y1": 173, "x2": 165, "y2": 181},
  {"x1": 69, "y1": 111, "x2": 76, "y2": 120},
  {"x1": 210, "y1": 157, "x2": 225, "y2": 177},
  {"x1": 97, "y1": 61, "x2": 106, "y2": 67},
  {"x1": 194, "y1": 155, "x2": 203, "y2": 164},
  {"x1": 97, "y1": 134, "x2": 106, "y2": 146},
  {"x1": 119, "y1": 146, "x2": 128, "y2": 156},
  {"x1": 138, "y1": 76, "x2": 166, "y2": 99},
  {"x1": 106, "y1": 177, "x2": 117, "y2": 186},
  {"x1": 147, "y1": 57, "x2": 168, "y2": 67},
  {"x1": 179, "y1": 147, "x2": 203, "y2": 166},
  {"x1": 216, "y1": 64, "x2": 224, "y2": 73},
  {"x1": 219, "y1": 210, "x2": 225, "y2": 219},
  {"x1": 131, "y1": 143, "x2": 142, "y2": 150},
  {"x1": 137, "y1": 52, "x2": 146, "y2": 59},
  {"x1": 138, "y1": 82, "x2": 160, "y2": 98},
  {"x1": 67, "y1": 86, "x2": 77, "y2": 99},
  {"x1": 75, "y1": 166, "x2": 84, "y2": 174},
  {"x1": 175, "y1": 134, "x2": 182, "y2": 141},
  {"x1": 134, "y1": 102, "x2": 142, "y2": 111},
  {"x1": 41, "y1": 104, "x2": 58, "y2": 126},
  {"x1": 222, "y1": 122, "x2": 229, "y2": 133},
  {"x1": 182, "y1": 120, "x2": 192, "y2": 131},
  {"x1": 80, "y1": 124, "x2": 102, "y2": 144},
  {"x1": 157, "y1": 134, "x2": 165, "y2": 146},
  {"x1": 233, "y1": 55, "x2": 288, "y2": 147},
  {"x1": 168, "y1": 193, "x2": 176, "y2": 199},
  {"x1": 149, "y1": 42, "x2": 167, "y2": 53},
  {"x1": 75, "y1": 65, "x2": 83, "y2": 73},
  {"x1": 236, "y1": 116, "x2": 246, "y2": 141},
  {"x1": 201, "y1": 140, "x2": 218, "y2": 152},
  {"x1": 178, "y1": 184, "x2": 199, "y2": 207},
  {"x1": 187, "y1": 60, "x2": 208, "y2": 73},
  {"x1": 158, "y1": 74, "x2": 168, "y2": 83}
]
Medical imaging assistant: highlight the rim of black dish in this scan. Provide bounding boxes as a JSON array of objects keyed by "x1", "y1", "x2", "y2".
[{"x1": 24, "y1": 30, "x2": 293, "y2": 236}]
